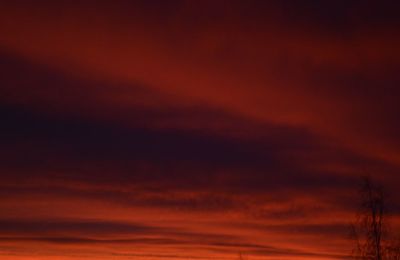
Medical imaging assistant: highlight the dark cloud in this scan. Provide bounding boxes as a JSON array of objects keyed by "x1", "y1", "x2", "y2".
[
  {"x1": 0, "y1": 219, "x2": 159, "y2": 236},
  {"x1": 0, "y1": 96, "x2": 365, "y2": 194}
]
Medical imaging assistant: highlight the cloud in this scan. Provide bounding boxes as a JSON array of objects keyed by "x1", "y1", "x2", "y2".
[
  {"x1": 1, "y1": 1, "x2": 399, "y2": 166},
  {"x1": 0, "y1": 219, "x2": 348, "y2": 259},
  {"x1": 0, "y1": 52, "x2": 397, "y2": 259}
]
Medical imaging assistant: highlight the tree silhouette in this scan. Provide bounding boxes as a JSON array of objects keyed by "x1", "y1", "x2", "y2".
[{"x1": 350, "y1": 176, "x2": 400, "y2": 259}]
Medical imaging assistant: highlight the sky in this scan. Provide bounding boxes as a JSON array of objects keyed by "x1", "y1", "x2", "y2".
[{"x1": 0, "y1": 1, "x2": 399, "y2": 259}]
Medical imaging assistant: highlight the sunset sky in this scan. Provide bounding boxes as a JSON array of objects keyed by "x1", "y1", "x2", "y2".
[{"x1": 1, "y1": 1, "x2": 400, "y2": 259}]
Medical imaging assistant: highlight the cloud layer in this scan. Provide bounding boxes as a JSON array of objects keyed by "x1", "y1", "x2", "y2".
[{"x1": 0, "y1": 1, "x2": 399, "y2": 259}]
